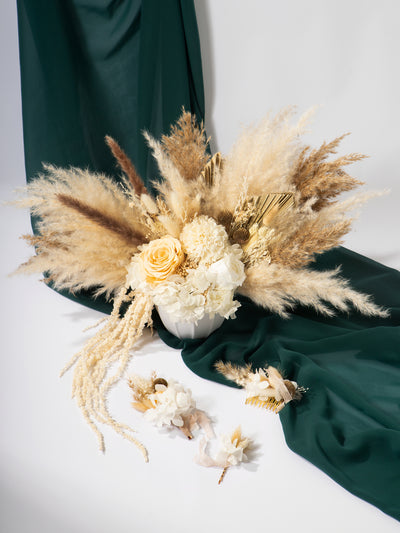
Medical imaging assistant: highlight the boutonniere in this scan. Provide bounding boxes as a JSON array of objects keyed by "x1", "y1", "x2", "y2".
[
  {"x1": 195, "y1": 426, "x2": 251, "y2": 484},
  {"x1": 216, "y1": 362, "x2": 305, "y2": 412},
  {"x1": 129, "y1": 373, "x2": 214, "y2": 441}
]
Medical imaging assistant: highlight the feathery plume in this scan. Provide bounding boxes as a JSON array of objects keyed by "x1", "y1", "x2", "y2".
[
  {"x1": 14, "y1": 165, "x2": 149, "y2": 297},
  {"x1": 57, "y1": 193, "x2": 146, "y2": 247},
  {"x1": 105, "y1": 135, "x2": 147, "y2": 196},
  {"x1": 291, "y1": 135, "x2": 365, "y2": 209},
  {"x1": 240, "y1": 264, "x2": 389, "y2": 318},
  {"x1": 161, "y1": 110, "x2": 209, "y2": 181},
  {"x1": 214, "y1": 361, "x2": 252, "y2": 387}
]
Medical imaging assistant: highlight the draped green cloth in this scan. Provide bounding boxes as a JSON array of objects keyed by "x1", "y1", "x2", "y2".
[
  {"x1": 17, "y1": 0, "x2": 400, "y2": 522},
  {"x1": 17, "y1": 0, "x2": 204, "y2": 188}
]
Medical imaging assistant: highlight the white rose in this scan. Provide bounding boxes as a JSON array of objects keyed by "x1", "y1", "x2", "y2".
[{"x1": 207, "y1": 254, "x2": 246, "y2": 290}]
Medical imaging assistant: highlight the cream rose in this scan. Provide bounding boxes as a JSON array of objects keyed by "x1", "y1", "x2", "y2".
[
  {"x1": 139, "y1": 237, "x2": 184, "y2": 284},
  {"x1": 207, "y1": 254, "x2": 246, "y2": 290}
]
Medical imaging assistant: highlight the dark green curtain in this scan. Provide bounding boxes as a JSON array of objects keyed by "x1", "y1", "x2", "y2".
[
  {"x1": 17, "y1": 0, "x2": 204, "y2": 312},
  {"x1": 17, "y1": 0, "x2": 204, "y2": 187},
  {"x1": 17, "y1": 0, "x2": 400, "y2": 522},
  {"x1": 157, "y1": 247, "x2": 400, "y2": 521}
]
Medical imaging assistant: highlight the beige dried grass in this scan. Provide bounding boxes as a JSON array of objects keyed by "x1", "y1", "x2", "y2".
[
  {"x1": 240, "y1": 263, "x2": 388, "y2": 318},
  {"x1": 291, "y1": 134, "x2": 365, "y2": 209},
  {"x1": 161, "y1": 110, "x2": 209, "y2": 181},
  {"x1": 214, "y1": 361, "x2": 252, "y2": 387},
  {"x1": 215, "y1": 107, "x2": 314, "y2": 212},
  {"x1": 14, "y1": 165, "x2": 148, "y2": 298}
]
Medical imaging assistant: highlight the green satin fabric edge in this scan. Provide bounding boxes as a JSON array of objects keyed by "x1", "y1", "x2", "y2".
[
  {"x1": 17, "y1": 0, "x2": 205, "y2": 312},
  {"x1": 156, "y1": 247, "x2": 400, "y2": 521}
]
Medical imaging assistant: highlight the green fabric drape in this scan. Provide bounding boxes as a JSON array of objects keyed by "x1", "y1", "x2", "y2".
[
  {"x1": 156, "y1": 247, "x2": 400, "y2": 521},
  {"x1": 17, "y1": 0, "x2": 204, "y2": 312}
]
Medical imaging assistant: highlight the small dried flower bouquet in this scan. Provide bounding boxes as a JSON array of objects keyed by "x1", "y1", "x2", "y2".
[
  {"x1": 129, "y1": 373, "x2": 214, "y2": 440},
  {"x1": 15, "y1": 108, "x2": 388, "y2": 455}
]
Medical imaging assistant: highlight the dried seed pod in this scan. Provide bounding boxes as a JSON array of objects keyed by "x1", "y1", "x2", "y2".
[
  {"x1": 153, "y1": 378, "x2": 168, "y2": 389},
  {"x1": 217, "y1": 210, "x2": 233, "y2": 229},
  {"x1": 232, "y1": 227, "x2": 250, "y2": 244}
]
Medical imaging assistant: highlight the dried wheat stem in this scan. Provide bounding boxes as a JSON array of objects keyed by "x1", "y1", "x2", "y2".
[{"x1": 218, "y1": 466, "x2": 229, "y2": 485}]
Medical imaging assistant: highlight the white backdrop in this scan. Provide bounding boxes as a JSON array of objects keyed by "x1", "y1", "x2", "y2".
[
  {"x1": 196, "y1": 0, "x2": 400, "y2": 268},
  {"x1": 1, "y1": 1, "x2": 399, "y2": 532}
]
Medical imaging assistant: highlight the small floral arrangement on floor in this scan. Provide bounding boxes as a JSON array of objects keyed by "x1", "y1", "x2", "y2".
[
  {"x1": 14, "y1": 108, "x2": 388, "y2": 457},
  {"x1": 195, "y1": 427, "x2": 251, "y2": 484},
  {"x1": 129, "y1": 373, "x2": 214, "y2": 442},
  {"x1": 216, "y1": 362, "x2": 305, "y2": 412}
]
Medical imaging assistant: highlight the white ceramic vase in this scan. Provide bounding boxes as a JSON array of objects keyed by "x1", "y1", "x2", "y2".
[{"x1": 157, "y1": 306, "x2": 225, "y2": 339}]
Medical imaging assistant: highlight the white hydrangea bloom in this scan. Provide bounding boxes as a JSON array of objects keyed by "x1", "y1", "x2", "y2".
[
  {"x1": 144, "y1": 380, "x2": 196, "y2": 428},
  {"x1": 125, "y1": 256, "x2": 143, "y2": 291},
  {"x1": 186, "y1": 266, "x2": 211, "y2": 292},
  {"x1": 205, "y1": 287, "x2": 240, "y2": 319},
  {"x1": 152, "y1": 280, "x2": 206, "y2": 321}
]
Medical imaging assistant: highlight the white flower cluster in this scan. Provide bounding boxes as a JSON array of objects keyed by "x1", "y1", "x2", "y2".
[
  {"x1": 245, "y1": 372, "x2": 272, "y2": 400},
  {"x1": 126, "y1": 216, "x2": 246, "y2": 322},
  {"x1": 144, "y1": 380, "x2": 196, "y2": 428},
  {"x1": 244, "y1": 370, "x2": 299, "y2": 402},
  {"x1": 216, "y1": 433, "x2": 249, "y2": 466}
]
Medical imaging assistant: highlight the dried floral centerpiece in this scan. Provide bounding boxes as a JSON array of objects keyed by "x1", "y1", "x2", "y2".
[{"x1": 15, "y1": 108, "x2": 388, "y2": 456}]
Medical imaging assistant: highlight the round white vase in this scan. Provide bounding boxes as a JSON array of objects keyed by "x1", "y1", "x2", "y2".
[{"x1": 157, "y1": 306, "x2": 225, "y2": 339}]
